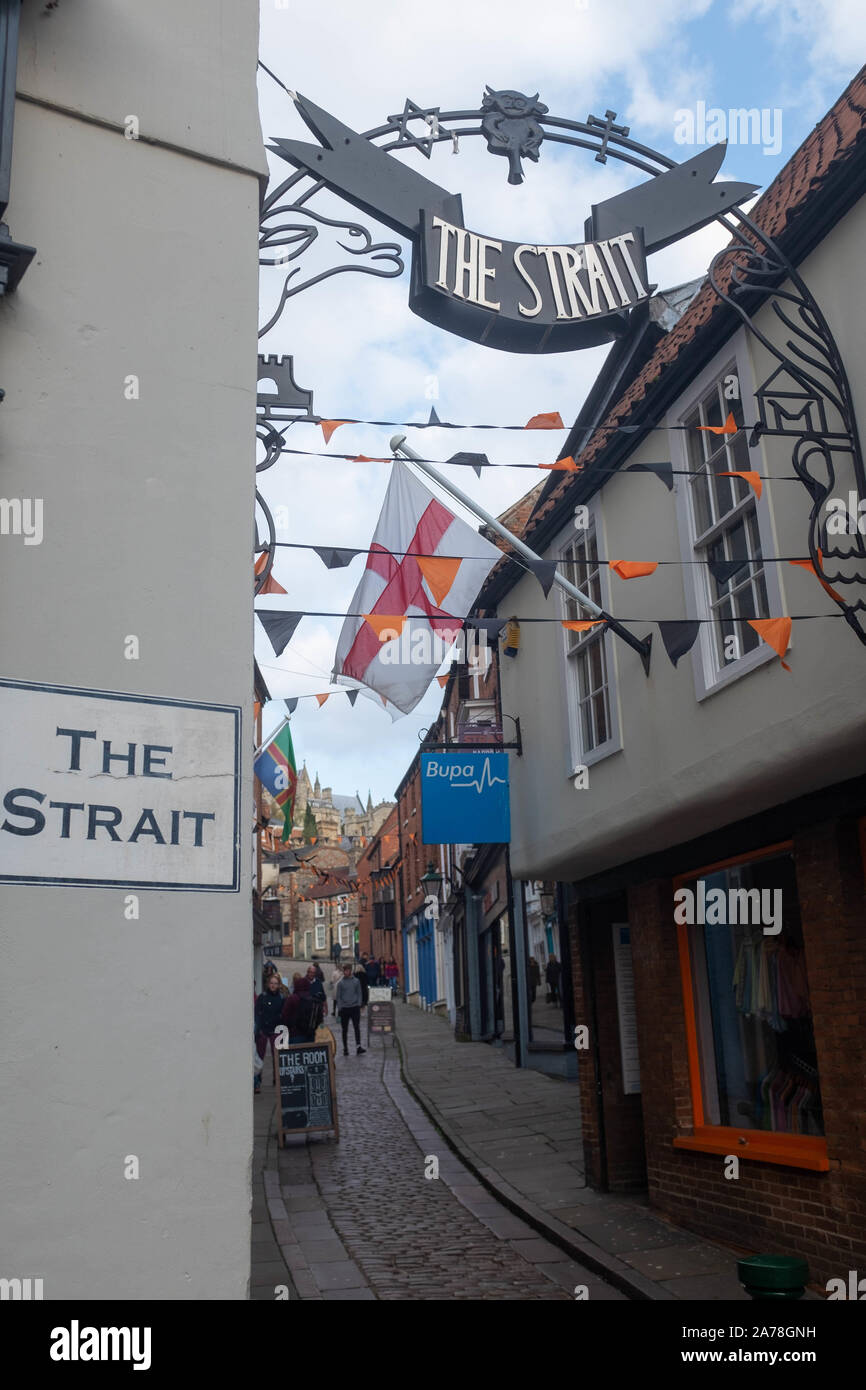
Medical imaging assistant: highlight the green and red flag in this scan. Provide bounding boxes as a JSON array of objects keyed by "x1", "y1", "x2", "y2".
[{"x1": 254, "y1": 717, "x2": 297, "y2": 842}]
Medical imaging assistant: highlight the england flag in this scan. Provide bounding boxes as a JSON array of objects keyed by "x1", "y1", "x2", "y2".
[{"x1": 332, "y1": 462, "x2": 502, "y2": 715}]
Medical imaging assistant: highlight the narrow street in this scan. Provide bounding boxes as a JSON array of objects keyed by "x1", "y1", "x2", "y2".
[{"x1": 253, "y1": 1011, "x2": 627, "y2": 1301}]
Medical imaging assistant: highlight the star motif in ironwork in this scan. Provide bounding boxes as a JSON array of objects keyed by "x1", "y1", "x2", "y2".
[{"x1": 386, "y1": 98, "x2": 442, "y2": 158}]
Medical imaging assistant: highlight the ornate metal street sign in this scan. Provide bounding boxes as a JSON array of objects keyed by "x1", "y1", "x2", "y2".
[
  {"x1": 267, "y1": 91, "x2": 756, "y2": 354},
  {"x1": 256, "y1": 83, "x2": 866, "y2": 646}
]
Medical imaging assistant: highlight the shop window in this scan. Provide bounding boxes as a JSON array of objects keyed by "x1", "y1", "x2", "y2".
[
  {"x1": 674, "y1": 845, "x2": 828, "y2": 1170},
  {"x1": 559, "y1": 520, "x2": 619, "y2": 769}
]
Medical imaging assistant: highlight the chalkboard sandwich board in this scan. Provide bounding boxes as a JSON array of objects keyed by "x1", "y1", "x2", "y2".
[
  {"x1": 369, "y1": 998, "x2": 395, "y2": 1036},
  {"x1": 274, "y1": 1042, "x2": 339, "y2": 1144}
]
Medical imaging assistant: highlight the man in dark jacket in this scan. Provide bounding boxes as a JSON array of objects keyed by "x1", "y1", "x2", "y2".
[
  {"x1": 355, "y1": 960, "x2": 370, "y2": 1007},
  {"x1": 545, "y1": 955, "x2": 562, "y2": 1006},
  {"x1": 364, "y1": 955, "x2": 380, "y2": 989},
  {"x1": 283, "y1": 976, "x2": 321, "y2": 1044}
]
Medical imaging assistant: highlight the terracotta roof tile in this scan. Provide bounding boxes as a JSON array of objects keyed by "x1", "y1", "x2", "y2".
[{"x1": 516, "y1": 68, "x2": 866, "y2": 546}]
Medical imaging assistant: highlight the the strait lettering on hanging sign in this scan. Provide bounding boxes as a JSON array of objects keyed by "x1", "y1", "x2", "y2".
[{"x1": 412, "y1": 213, "x2": 650, "y2": 352}]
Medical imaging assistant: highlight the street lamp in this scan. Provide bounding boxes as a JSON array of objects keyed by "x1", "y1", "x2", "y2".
[
  {"x1": 421, "y1": 861, "x2": 443, "y2": 925},
  {"x1": 420, "y1": 861, "x2": 442, "y2": 892}
]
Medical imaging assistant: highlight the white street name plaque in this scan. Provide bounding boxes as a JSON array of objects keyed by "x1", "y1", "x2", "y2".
[{"x1": 0, "y1": 679, "x2": 241, "y2": 890}]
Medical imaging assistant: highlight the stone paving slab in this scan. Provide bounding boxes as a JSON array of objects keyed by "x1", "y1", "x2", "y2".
[{"x1": 392, "y1": 1000, "x2": 754, "y2": 1303}]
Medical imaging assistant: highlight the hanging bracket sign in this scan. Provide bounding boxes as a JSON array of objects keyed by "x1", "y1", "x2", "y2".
[{"x1": 268, "y1": 93, "x2": 758, "y2": 355}]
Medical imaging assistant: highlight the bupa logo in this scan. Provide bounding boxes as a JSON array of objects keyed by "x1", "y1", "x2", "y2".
[
  {"x1": 0, "y1": 1276, "x2": 43, "y2": 1299},
  {"x1": 424, "y1": 755, "x2": 506, "y2": 794}
]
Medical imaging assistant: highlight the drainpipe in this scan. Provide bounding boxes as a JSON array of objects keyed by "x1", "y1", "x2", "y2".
[
  {"x1": 465, "y1": 889, "x2": 483, "y2": 1040},
  {"x1": 508, "y1": 866, "x2": 530, "y2": 1068}
]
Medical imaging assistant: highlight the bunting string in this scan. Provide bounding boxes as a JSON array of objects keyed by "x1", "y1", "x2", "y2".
[
  {"x1": 268, "y1": 541, "x2": 830, "y2": 565},
  {"x1": 269, "y1": 412, "x2": 779, "y2": 438},
  {"x1": 273, "y1": 444, "x2": 816, "y2": 482}
]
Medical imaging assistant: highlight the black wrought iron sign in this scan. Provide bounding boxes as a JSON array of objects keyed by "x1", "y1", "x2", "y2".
[
  {"x1": 255, "y1": 81, "x2": 866, "y2": 649},
  {"x1": 266, "y1": 91, "x2": 756, "y2": 353}
]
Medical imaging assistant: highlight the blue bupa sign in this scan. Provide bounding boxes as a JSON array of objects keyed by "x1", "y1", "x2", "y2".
[{"x1": 421, "y1": 752, "x2": 510, "y2": 845}]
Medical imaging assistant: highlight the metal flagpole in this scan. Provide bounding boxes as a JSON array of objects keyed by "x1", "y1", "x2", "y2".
[
  {"x1": 253, "y1": 714, "x2": 291, "y2": 763},
  {"x1": 389, "y1": 434, "x2": 652, "y2": 674}
]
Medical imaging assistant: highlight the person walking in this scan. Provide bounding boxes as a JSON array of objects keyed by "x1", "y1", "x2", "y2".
[
  {"x1": 528, "y1": 956, "x2": 541, "y2": 1004},
  {"x1": 384, "y1": 957, "x2": 399, "y2": 994},
  {"x1": 306, "y1": 963, "x2": 327, "y2": 1012},
  {"x1": 355, "y1": 958, "x2": 370, "y2": 1008},
  {"x1": 329, "y1": 960, "x2": 344, "y2": 1017},
  {"x1": 283, "y1": 975, "x2": 323, "y2": 1044},
  {"x1": 332, "y1": 940, "x2": 342, "y2": 966},
  {"x1": 254, "y1": 972, "x2": 285, "y2": 1080},
  {"x1": 545, "y1": 954, "x2": 562, "y2": 1007},
  {"x1": 336, "y1": 963, "x2": 365, "y2": 1057},
  {"x1": 364, "y1": 954, "x2": 380, "y2": 989}
]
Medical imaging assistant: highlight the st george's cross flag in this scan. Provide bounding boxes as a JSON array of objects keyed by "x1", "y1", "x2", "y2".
[
  {"x1": 332, "y1": 463, "x2": 502, "y2": 715},
  {"x1": 253, "y1": 718, "x2": 298, "y2": 841}
]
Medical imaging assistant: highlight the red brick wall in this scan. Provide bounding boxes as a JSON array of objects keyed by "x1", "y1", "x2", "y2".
[{"x1": 625, "y1": 818, "x2": 866, "y2": 1288}]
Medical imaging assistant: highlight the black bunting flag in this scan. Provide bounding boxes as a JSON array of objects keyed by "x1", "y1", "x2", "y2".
[
  {"x1": 626, "y1": 461, "x2": 674, "y2": 491},
  {"x1": 658, "y1": 620, "x2": 701, "y2": 668},
  {"x1": 256, "y1": 609, "x2": 302, "y2": 656},
  {"x1": 446, "y1": 451, "x2": 489, "y2": 478},
  {"x1": 313, "y1": 546, "x2": 361, "y2": 569},
  {"x1": 706, "y1": 556, "x2": 748, "y2": 587},
  {"x1": 525, "y1": 557, "x2": 558, "y2": 598}
]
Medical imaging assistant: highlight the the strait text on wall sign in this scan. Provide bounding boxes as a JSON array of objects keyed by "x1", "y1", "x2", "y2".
[{"x1": 0, "y1": 679, "x2": 241, "y2": 890}]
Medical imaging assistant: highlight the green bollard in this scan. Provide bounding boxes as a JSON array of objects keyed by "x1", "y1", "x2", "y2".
[{"x1": 737, "y1": 1255, "x2": 809, "y2": 1299}]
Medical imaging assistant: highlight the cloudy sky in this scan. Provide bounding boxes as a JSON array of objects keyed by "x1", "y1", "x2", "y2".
[{"x1": 255, "y1": 0, "x2": 863, "y2": 806}]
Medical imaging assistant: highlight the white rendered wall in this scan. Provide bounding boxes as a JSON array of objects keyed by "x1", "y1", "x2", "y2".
[{"x1": 0, "y1": 2, "x2": 266, "y2": 1299}]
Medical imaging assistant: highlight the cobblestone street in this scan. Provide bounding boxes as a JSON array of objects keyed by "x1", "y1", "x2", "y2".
[{"x1": 254, "y1": 1020, "x2": 627, "y2": 1301}]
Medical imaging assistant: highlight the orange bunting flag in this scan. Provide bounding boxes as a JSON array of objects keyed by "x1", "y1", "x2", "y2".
[
  {"x1": 254, "y1": 552, "x2": 287, "y2": 595},
  {"x1": 310, "y1": 837, "x2": 317, "y2": 845},
  {"x1": 561, "y1": 619, "x2": 605, "y2": 632},
  {"x1": 351, "y1": 455, "x2": 391, "y2": 463},
  {"x1": 315, "y1": 693, "x2": 330, "y2": 707},
  {"x1": 698, "y1": 411, "x2": 737, "y2": 436},
  {"x1": 748, "y1": 617, "x2": 792, "y2": 671},
  {"x1": 719, "y1": 470, "x2": 762, "y2": 499},
  {"x1": 253, "y1": 701, "x2": 261, "y2": 720},
  {"x1": 436, "y1": 674, "x2": 449, "y2": 687},
  {"x1": 321, "y1": 420, "x2": 348, "y2": 444},
  {"x1": 417, "y1": 554, "x2": 462, "y2": 606},
  {"x1": 539, "y1": 456, "x2": 581, "y2": 472},
  {"x1": 609, "y1": 561, "x2": 659, "y2": 580},
  {"x1": 525, "y1": 411, "x2": 565, "y2": 430},
  {"x1": 788, "y1": 551, "x2": 844, "y2": 604},
  {"x1": 363, "y1": 613, "x2": 407, "y2": 641}
]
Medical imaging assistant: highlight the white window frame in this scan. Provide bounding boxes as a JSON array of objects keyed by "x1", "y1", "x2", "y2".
[
  {"x1": 555, "y1": 511, "x2": 622, "y2": 775},
  {"x1": 670, "y1": 329, "x2": 784, "y2": 700},
  {"x1": 337, "y1": 895, "x2": 348, "y2": 916},
  {"x1": 339, "y1": 923, "x2": 351, "y2": 948},
  {"x1": 315, "y1": 924, "x2": 327, "y2": 951},
  {"x1": 314, "y1": 901, "x2": 325, "y2": 919}
]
